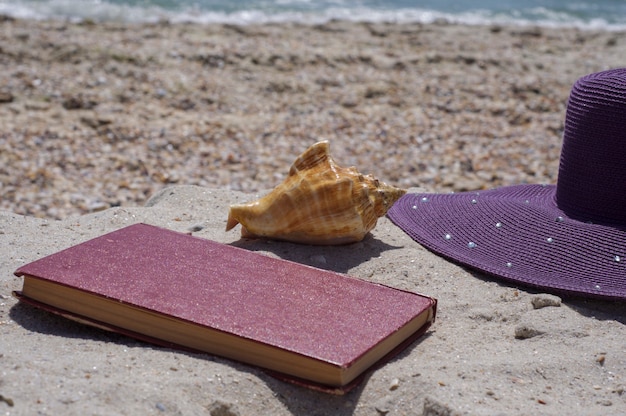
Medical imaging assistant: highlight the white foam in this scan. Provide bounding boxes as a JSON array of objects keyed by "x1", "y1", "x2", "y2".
[{"x1": 1, "y1": 0, "x2": 625, "y2": 31}]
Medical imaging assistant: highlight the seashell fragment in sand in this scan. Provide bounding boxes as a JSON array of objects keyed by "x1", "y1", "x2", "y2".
[{"x1": 225, "y1": 141, "x2": 406, "y2": 245}]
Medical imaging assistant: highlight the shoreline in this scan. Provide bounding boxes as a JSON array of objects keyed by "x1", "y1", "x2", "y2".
[
  {"x1": 1, "y1": 18, "x2": 625, "y2": 219},
  {"x1": 3, "y1": 4, "x2": 626, "y2": 32}
]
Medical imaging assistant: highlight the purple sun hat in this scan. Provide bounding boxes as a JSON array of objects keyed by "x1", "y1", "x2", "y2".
[{"x1": 387, "y1": 68, "x2": 626, "y2": 300}]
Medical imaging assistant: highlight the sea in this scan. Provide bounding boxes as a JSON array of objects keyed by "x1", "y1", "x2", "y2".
[{"x1": 1, "y1": 0, "x2": 625, "y2": 30}]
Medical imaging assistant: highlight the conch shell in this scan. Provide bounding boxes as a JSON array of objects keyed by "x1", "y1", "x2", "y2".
[{"x1": 226, "y1": 141, "x2": 406, "y2": 245}]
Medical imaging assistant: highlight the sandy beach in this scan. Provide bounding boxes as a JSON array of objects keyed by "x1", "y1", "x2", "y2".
[
  {"x1": 2, "y1": 17, "x2": 626, "y2": 415},
  {"x1": 1, "y1": 18, "x2": 625, "y2": 219}
]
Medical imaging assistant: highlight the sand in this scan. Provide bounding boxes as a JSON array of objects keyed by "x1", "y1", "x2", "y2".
[
  {"x1": 1, "y1": 18, "x2": 626, "y2": 219},
  {"x1": 1, "y1": 16, "x2": 626, "y2": 415}
]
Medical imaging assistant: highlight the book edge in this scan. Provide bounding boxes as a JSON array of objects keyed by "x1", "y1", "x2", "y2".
[
  {"x1": 13, "y1": 291, "x2": 435, "y2": 395},
  {"x1": 13, "y1": 278, "x2": 347, "y2": 385},
  {"x1": 13, "y1": 290, "x2": 435, "y2": 394}
]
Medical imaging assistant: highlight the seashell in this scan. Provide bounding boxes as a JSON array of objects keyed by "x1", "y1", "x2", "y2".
[{"x1": 226, "y1": 141, "x2": 406, "y2": 245}]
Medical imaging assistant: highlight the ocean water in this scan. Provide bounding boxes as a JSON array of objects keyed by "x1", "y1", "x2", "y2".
[{"x1": 1, "y1": 0, "x2": 625, "y2": 30}]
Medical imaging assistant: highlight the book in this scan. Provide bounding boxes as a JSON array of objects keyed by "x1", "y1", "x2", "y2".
[{"x1": 13, "y1": 223, "x2": 436, "y2": 393}]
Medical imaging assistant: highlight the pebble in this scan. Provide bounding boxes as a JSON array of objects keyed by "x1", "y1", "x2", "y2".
[
  {"x1": 389, "y1": 378, "x2": 400, "y2": 390},
  {"x1": 514, "y1": 324, "x2": 545, "y2": 339},
  {"x1": 188, "y1": 224, "x2": 206, "y2": 232},
  {"x1": 373, "y1": 395, "x2": 394, "y2": 414},
  {"x1": 0, "y1": 395, "x2": 14, "y2": 407},
  {"x1": 468, "y1": 308, "x2": 499, "y2": 322},
  {"x1": 207, "y1": 399, "x2": 240, "y2": 416},
  {"x1": 0, "y1": 91, "x2": 14, "y2": 103},
  {"x1": 422, "y1": 396, "x2": 461, "y2": 416},
  {"x1": 310, "y1": 254, "x2": 327, "y2": 264},
  {"x1": 531, "y1": 294, "x2": 562, "y2": 309}
]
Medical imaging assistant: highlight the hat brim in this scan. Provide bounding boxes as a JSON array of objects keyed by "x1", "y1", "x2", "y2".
[{"x1": 387, "y1": 185, "x2": 626, "y2": 300}]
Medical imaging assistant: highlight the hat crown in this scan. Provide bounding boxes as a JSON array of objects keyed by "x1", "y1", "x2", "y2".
[{"x1": 555, "y1": 68, "x2": 626, "y2": 225}]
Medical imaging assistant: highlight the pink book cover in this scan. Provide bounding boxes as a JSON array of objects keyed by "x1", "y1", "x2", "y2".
[{"x1": 14, "y1": 223, "x2": 436, "y2": 393}]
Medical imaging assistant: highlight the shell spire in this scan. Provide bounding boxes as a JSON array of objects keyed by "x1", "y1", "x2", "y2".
[{"x1": 226, "y1": 141, "x2": 406, "y2": 245}]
